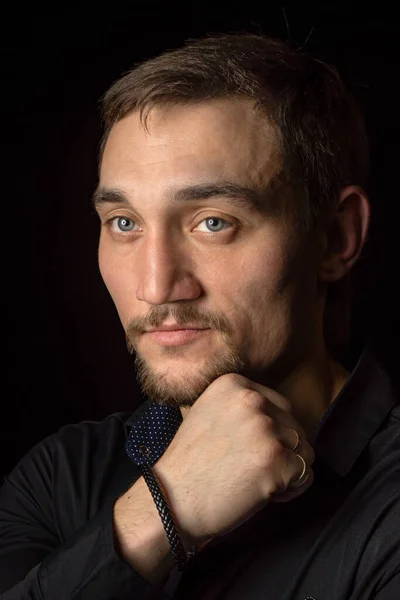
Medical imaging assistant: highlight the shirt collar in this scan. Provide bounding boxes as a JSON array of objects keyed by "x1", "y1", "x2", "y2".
[
  {"x1": 312, "y1": 344, "x2": 398, "y2": 477},
  {"x1": 125, "y1": 345, "x2": 398, "y2": 476},
  {"x1": 125, "y1": 402, "x2": 182, "y2": 466}
]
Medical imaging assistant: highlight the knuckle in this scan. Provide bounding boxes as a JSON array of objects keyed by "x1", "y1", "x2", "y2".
[
  {"x1": 262, "y1": 414, "x2": 275, "y2": 432},
  {"x1": 216, "y1": 372, "x2": 247, "y2": 390},
  {"x1": 261, "y1": 479, "x2": 281, "y2": 498},
  {"x1": 212, "y1": 373, "x2": 233, "y2": 386},
  {"x1": 270, "y1": 437, "x2": 286, "y2": 460},
  {"x1": 224, "y1": 372, "x2": 246, "y2": 385},
  {"x1": 257, "y1": 441, "x2": 289, "y2": 498},
  {"x1": 241, "y1": 388, "x2": 265, "y2": 407},
  {"x1": 263, "y1": 437, "x2": 285, "y2": 466}
]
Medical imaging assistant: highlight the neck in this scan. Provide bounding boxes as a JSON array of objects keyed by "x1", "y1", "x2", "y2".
[{"x1": 275, "y1": 355, "x2": 350, "y2": 439}]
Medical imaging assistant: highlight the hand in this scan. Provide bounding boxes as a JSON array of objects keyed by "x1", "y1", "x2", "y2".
[{"x1": 153, "y1": 373, "x2": 315, "y2": 546}]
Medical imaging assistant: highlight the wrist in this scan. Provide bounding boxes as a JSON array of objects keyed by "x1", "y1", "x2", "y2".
[
  {"x1": 113, "y1": 479, "x2": 175, "y2": 584},
  {"x1": 152, "y1": 462, "x2": 213, "y2": 553}
]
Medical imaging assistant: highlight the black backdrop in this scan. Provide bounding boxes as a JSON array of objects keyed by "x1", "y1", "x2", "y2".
[{"x1": 2, "y1": 2, "x2": 400, "y2": 476}]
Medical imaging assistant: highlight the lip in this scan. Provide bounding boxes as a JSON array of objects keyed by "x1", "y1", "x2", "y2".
[
  {"x1": 143, "y1": 327, "x2": 211, "y2": 347},
  {"x1": 145, "y1": 324, "x2": 207, "y2": 333}
]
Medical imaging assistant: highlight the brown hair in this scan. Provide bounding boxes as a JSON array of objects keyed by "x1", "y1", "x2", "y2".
[{"x1": 99, "y1": 33, "x2": 370, "y2": 357}]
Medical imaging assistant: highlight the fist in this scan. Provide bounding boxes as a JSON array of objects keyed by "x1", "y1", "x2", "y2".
[{"x1": 153, "y1": 373, "x2": 315, "y2": 545}]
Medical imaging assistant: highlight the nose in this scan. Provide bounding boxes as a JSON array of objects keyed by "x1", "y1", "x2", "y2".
[{"x1": 135, "y1": 232, "x2": 202, "y2": 305}]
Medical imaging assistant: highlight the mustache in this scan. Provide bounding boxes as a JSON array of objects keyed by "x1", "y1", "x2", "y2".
[{"x1": 125, "y1": 305, "x2": 232, "y2": 353}]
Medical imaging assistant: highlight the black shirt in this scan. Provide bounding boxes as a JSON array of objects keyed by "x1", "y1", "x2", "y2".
[{"x1": 0, "y1": 346, "x2": 399, "y2": 599}]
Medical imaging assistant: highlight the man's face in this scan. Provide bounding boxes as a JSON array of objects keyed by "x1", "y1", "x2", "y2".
[{"x1": 97, "y1": 99, "x2": 323, "y2": 407}]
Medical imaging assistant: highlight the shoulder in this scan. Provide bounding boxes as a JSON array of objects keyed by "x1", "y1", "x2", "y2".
[
  {"x1": 0, "y1": 409, "x2": 144, "y2": 540},
  {"x1": 13, "y1": 411, "x2": 132, "y2": 472},
  {"x1": 53, "y1": 411, "x2": 132, "y2": 455},
  {"x1": 1, "y1": 411, "x2": 133, "y2": 496}
]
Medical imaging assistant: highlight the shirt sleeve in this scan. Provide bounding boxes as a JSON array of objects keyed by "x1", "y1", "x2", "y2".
[
  {"x1": 373, "y1": 572, "x2": 400, "y2": 600},
  {"x1": 0, "y1": 437, "x2": 171, "y2": 600}
]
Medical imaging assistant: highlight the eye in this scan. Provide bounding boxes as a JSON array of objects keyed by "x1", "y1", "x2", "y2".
[
  {"x1": 196, "y1": 217, "x2": 233, "y2": 233},
  {"x1": 109, "y1": 216, "x2": 140, "y2": 233}
]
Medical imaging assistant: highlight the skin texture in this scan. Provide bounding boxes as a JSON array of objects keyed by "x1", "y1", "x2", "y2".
[
  {"x1": 102, "y1": 98, "x2": 370, "y2": 585},
  {"x1": 96, "y1": 98, "x2": 369, "y2": 435}
]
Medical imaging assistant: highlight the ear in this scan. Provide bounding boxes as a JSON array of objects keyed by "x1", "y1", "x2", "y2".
[{"x1": 318, "y1": 185, "x2": 371, "y2": 283}]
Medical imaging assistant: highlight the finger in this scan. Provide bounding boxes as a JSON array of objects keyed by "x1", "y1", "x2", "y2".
[
  {"x1": 234, "y1": 376, "x2": 312, "y2": 457},
  {"x1": 252, "y1": 398, "x2": 309, "y2": 449},
  {"x1": 274, "y1": 450, "x2": 313, "y2": 495},
  {"x1": 289, "y1": 455, "x2": 309, "y2": 488},
  {"x1": 273, "y1": 423, "x2": 315, "y2": 467},
  {"x1": 247, "y1": 379, "x2": 292, "y2": 413},
  {"x1": 272, "y1": 468, "x2": 314, "y2": 503},
  {"x1": 278, "y1": 427, "x2": 301, "y2": 453},
  {"x1": 244, "y1": 380, "x2": 309, "y2": 441},
  {"x1": 287, "y1": 428, "x2": 302, "y2": 453}
]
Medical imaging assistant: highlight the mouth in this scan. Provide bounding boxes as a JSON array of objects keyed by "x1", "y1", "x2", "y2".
[{"x1": 143, "y1": 326, "x2": 211, "y2": 347}]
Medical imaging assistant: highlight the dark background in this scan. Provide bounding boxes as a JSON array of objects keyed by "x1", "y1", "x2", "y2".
[{"x1": 2, "y1": 2, "x2": 400, "y2": 476}]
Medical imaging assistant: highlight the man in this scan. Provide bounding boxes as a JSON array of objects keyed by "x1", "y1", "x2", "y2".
[{"x1": 0, "y1": 34, "x2": 399, "y2": 599}]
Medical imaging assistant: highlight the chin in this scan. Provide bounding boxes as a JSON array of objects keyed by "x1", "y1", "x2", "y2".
[{"x1": 134, "y1": 347, "x2": 245, "y2": 408}]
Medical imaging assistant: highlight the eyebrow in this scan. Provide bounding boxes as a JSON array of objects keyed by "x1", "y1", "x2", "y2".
[{"x1": 92, "y1": 181, "x2": 280, "y2": 214}]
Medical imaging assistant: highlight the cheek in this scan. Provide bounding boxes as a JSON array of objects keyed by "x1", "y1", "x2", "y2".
[
  {"x1": 215, "y1": 240, "x2": 301, "y2": 345},
  {"x1": 98, "y1": 241, "x2": 115, "y2": 292},
  {"x1": 228, "y1": 242, "x2": 293, "y2": 301},
  {"x1": 98, "y1": 243, "x2": 137, "y2": 325},
  {"x1": 208, "y1": 244, "x2": 292, "y2": 326}
]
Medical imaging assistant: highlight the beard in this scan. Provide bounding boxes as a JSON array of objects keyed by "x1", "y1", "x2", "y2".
[{"x1": 125, "y1": 304, "x2": 245, "y2": 408}]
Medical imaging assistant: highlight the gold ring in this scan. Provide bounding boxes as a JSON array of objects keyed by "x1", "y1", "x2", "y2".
[
  {"x1": 289, "y1": 455, "x2": 309, "y2": 489},
  {"x1": 289, "y1": 429, "x2": 302, "y2": 454}
]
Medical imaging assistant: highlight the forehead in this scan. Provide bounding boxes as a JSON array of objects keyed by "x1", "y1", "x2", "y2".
[{"x1": 100, "y1": 99, "x2": 282, "y2": 192}]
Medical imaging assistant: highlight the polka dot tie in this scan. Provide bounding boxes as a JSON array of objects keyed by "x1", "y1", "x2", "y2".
[{"x1": 126, "y1": 403, "x2": 183, "y2": 466}]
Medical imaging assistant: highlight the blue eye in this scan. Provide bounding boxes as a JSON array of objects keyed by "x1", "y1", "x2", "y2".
[
  {"x1": 198, "y1": 217, "x2": 232, "y2": 233},
  {"x1": 117, "y1": 217, "x2": 134, "y2": 231},
  {"x1": 111, "y1": 217, "x2": 137, "y2": 232}
]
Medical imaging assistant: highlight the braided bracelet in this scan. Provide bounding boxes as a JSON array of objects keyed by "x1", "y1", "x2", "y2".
[{"x1": 138, "y1": 463, "x2": 196, "y2": 571}]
